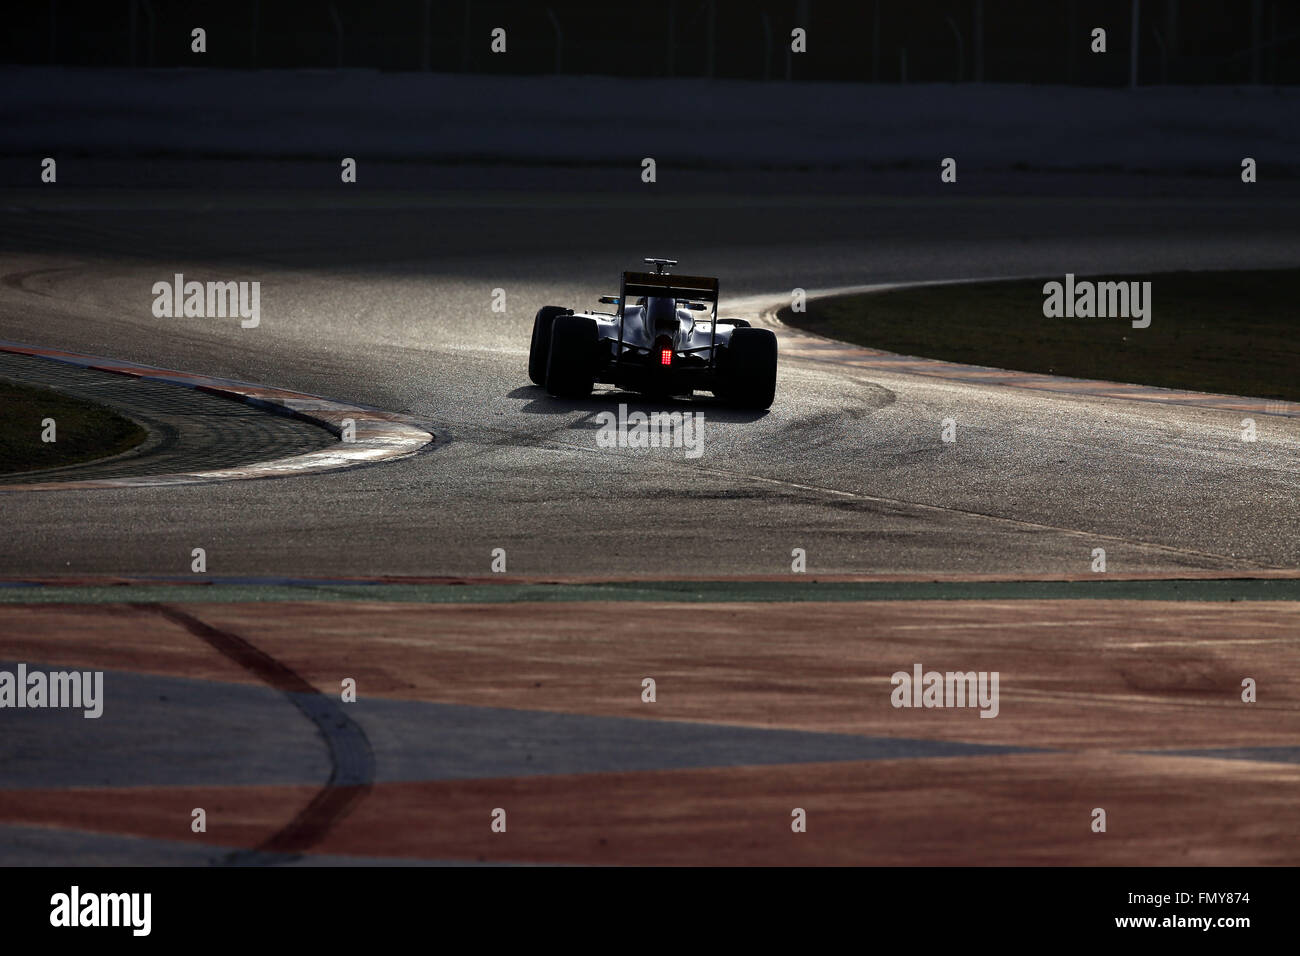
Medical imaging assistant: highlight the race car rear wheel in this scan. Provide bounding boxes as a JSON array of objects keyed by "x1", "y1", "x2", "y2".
[
  {"x1": 529, "y1": 306, "x2": 570, "y2": 386},
  {"x1": 718, "y1": 327, "x2": 777, "y2": 409},
  {"x1": 546, "y1": 314, "x2": 599, "y2": 398}
]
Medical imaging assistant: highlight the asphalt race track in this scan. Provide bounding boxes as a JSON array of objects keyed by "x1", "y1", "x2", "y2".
[
  {"x1": 3, "y1": 181, "x2": 1299, "y2": 578},
  {"x1": 3, "y1": 172, "x2": 1300, "y2": 865}
]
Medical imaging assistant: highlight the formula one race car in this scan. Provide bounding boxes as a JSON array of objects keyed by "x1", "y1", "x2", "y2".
[{"x1": 528, "y1": 259, "x2": 778, "y2": 409}]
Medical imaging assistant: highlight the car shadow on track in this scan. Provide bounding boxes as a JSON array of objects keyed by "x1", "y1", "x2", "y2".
[{"x1": 508, "y1": 386, "x2": 770, "y2": 425}]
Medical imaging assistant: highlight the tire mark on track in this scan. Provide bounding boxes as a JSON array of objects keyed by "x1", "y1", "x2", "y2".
[
  {"x1": 2, "y1": 266, "x2": 80, "y2": 296},
  {"x1": 453, "y1": 418, "x2": 1279, "y2": 571},
  {"x1": 138, "y1": 603, "x2": 373, "y2": 865}
]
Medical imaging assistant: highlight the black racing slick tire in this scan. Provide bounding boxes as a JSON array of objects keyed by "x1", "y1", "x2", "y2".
[
  {"x1": 546, "y1": 314, "x2": 600, "y2": 398},
  {"x1": 529, "y1": 306, "x2": 570, "y2": 386},
  {"x1": 719, "y1": 327, "x2": 777, "y2": 409}
]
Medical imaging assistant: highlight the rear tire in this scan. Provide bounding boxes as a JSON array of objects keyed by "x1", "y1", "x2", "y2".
[
  {"x1": 529, "y1": 306, "x2": 570, "y2": 386},
  {"x1": 718, "y1": 327, "x2": 777, "y2": 409},
  {"x1": 546, "y1": 314, "x2": 599, "y2": 398}
]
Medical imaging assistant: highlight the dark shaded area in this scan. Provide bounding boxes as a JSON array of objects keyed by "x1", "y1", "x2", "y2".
[
  {"x1": 0, "y1": 379, "x2": 145, "y2": 474},
  {"x1": 3, "y1": 187, "x2": 1296, "y2": 265},
  {"x1": 3, "y1": 0, "x2": 1293, "y2": 85},
  {"x1": 782, "y1": 268, "x2": 1300, "y2": 401}
]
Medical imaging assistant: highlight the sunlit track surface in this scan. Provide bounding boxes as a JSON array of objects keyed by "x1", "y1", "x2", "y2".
[{"x1": 1, "y1": 185, "x2": 1299, "y2": 577}]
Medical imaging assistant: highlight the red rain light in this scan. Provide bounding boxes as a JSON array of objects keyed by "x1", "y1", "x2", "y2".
[{"x1": 660, "y1": 349, "x2": 672, "y2": 366}]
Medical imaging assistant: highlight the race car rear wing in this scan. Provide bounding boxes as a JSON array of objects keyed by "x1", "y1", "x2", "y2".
[{"x1": 619, "y1": 271, "x2": 719, "y2": 304}]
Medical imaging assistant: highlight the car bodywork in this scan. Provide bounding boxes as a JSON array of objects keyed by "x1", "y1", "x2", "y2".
[{"x1": 529, "y1": 259, "x2": 778, "y2": 409}]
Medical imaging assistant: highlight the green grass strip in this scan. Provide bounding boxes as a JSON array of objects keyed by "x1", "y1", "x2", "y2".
[
  {"x1": 0, "y1": 381, "x2": 146, "y2": 476},
  {"x1": 781, "y1": 269, "x2": 1300, "y2": 402},
  {"x1": 2, "y1": 577, "x2": 1300, "y2": 605}
]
